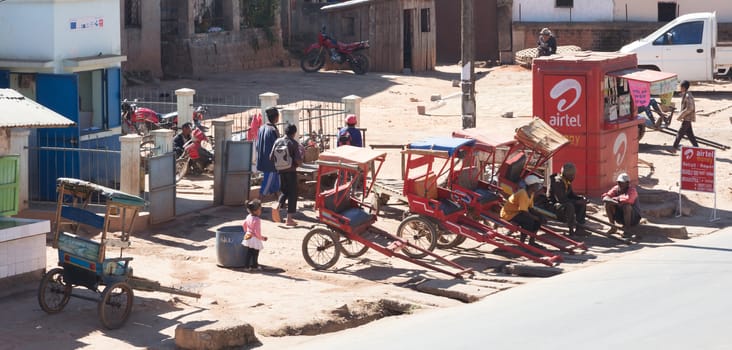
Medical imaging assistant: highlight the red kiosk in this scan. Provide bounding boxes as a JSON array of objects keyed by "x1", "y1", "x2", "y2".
[{"x1": 532, "y1": 51, "x2": 677, "y2": 196}]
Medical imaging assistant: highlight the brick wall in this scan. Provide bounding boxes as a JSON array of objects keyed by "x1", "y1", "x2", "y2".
[
  {"x1": 513, "y1": 22, "x2": 732, "y2": 53},
  {"x1": 162, "y1": 27, "x2": 289, "y2": 77}
]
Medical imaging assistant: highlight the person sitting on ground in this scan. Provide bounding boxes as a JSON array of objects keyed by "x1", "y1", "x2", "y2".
[
  {"x1": 500, "y1": 174, "x2": 547, "y2": 248},
  {"x1": 638, "y1": 98, "x2": 672, "y2": 129},
  {"x1": 173, "y1": 122, "x2": 192, "y2": 159},
  {"x1": 602, "y1": 173, "x2": 642, "y2": 238},
  {"x1": 546, "y1": 163, "x2": 588, "y2": 236},
  {"x1": 337, "y1": 114, "x2": 363, "y2": 147},
  {"x1": 537, "y1": 28, "x2": 557, "y2": 57}
]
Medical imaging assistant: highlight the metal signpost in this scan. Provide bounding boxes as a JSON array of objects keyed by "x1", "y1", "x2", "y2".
[{"x1": 678, "y1": 146, "x2": 718, "y2": 221}]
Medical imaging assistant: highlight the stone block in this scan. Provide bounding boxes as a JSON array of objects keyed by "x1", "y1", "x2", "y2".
[{"x1": 175, "y1": 321, "x2": 259, "y2": 350}]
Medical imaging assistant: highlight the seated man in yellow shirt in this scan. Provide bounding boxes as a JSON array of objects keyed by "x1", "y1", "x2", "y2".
[{"x1": 500, "y1": 175, "x2": 547, "y2": 248}]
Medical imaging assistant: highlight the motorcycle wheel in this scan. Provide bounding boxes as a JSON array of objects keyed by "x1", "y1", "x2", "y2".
[
  {"x1": 301, "y1": 50, "x2": 326, "y2": 73},
  {"x1": 175, "y1": 158, "x2": 189, "y2": 183},
  {"x1": 350, "y1": 53, "x2": 369, "y2": 75}
]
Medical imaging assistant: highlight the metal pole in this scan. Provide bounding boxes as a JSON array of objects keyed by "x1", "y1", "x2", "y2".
[{"x1": 461, "y1": 0, "x2": 476, "y2": 129}]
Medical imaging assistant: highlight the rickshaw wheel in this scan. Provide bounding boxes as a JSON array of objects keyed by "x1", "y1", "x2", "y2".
[
  {"x1": 98, "y1": 282, "x2": 134, "y2": 330},
  {"x1": 38, "y1": 268, "x2": 72, "y2": 314},
  {"x1": 302, "y1": 228, "x2": 341, "y2": 270},
  {"x1": 396, "y1": 215, "x2": 437, "y2": 259},
  {"x1": 436, "y1": 230, "x2": 467, "y2": 249},
  {"x1": 340, "y1": 237, "x2": 369, "y2": 258}
]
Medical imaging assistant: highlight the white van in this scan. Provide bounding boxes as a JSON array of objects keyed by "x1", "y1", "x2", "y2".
[{"x1": 620, "y1": 12, "x2": 732, "y2": 81}]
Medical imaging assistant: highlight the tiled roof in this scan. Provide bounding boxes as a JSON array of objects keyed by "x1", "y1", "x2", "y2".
[{"x1": 0, "y1": 89, "x2": 76, "y2": 128}]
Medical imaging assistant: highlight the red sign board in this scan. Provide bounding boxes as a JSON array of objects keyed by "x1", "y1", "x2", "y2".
[
  {"x1": 680, "y1": 147, "x2": 715, "y2": 192},
  {"x1": 542, "y1": 75, "x2": 587, "y2": 133}
]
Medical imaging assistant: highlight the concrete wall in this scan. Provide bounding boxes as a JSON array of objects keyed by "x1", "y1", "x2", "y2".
[
  {"x1": 613, "y1": 1, "x2": 732, "y2": 22},
  {"x1": 0, "y1": 0, "x2": 121, "y2": 73},
  {"x1": 122, "y1": 0, "x2": 163, "y2": 77},
  {"x1": 162, "y1": 28, "x2": 288, "y2": 77},
  {"x1": 512, "y1": 0, "x2": 613, "y2": 22},
  {"x1": 512, "y1": 22, "x2": 732, "y2": 54}
]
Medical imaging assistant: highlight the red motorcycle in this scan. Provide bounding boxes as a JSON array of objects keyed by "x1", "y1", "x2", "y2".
[
  {"x1": 122, "y1": 100, "x2": 209, "y2": 135},
  {"x1": 300, "y1": 26, "x2": 370, "y2": 75}
]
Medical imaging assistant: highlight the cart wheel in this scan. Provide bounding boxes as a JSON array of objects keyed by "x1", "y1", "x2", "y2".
[
  {"x1": 98, "y1": 282, "x2": 134, "y2": 330},
  {"x1": 38, "y1": 268, "x2": 72, "y2": 314},
  {"x1": 340, "y1": 237, "x2": 369, "y2": 258},
  {"x1": 396, "y1": 215, "x2": 437, "y2": 259},
  {"x1": 302, "y1": 228, "x2": 341, "y2": 270},
  {"x1": 436, "y1": 230, "x2": 467, "y2": 249}
]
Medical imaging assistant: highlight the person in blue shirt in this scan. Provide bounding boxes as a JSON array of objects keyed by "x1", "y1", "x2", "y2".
[
  {"x1": 337, "y1": 114, "x2": 363, "y2": 147},
  {"x1": 256, "y1": 107, "x2": 281, "y2": 199}
]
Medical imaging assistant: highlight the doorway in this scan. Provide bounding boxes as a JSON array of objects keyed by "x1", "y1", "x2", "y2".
[{"x1": 403, "y1": 9, "x2": 414, "y2": 70}]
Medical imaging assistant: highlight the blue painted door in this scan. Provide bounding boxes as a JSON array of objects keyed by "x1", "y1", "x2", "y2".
[
  {"x1": 106, "y1": 67, "x2": 121, "y2": 129},
  {"x1": 0, "y1": 70, "x2": 9, "y2": 88},
  {"x1": 36, "y1": 74, "x2": 80, "y2": 201}
]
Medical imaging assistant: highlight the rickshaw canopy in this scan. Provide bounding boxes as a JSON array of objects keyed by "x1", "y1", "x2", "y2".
[
  {"x1": 452, "y1": 128, "x2": 517, "y2": 152},
  {"x1": 408, "y1": 137, "x2": 476, "y2": 157},
  {"x1": 57, "y1": 178, "x2": 146, "y2": 208},
  {"x1": 317, "y1": 145, "x2": 386, "y2": 166},
  {"x1": 513, "y1": 118, "x2": 569, "y2": 158}
]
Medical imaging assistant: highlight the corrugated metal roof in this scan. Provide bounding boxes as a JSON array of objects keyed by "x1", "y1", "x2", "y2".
[
  {"x1": 322, "y1": 0, "x2": 372, "y2": 12},
  {"x1": 0, "y1": 89, "x2": 76, "y2": 128}
]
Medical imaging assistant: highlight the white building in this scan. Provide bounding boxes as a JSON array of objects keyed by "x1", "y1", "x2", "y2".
[
  {"x1": 513, "y1": 0, "x2": 732, "y2": 22},
  {"x1": 0, "y1": 0, "x2": 126, "y2": 201}
]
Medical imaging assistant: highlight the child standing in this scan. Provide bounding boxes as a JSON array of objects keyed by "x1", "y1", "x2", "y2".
[{"x1": 242, "y1": 199, "x2": 268, "y2": 271}]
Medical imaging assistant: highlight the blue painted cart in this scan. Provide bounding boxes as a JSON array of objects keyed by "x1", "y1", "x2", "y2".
[{"x1": 37, "y1": 178, "x2": 199, "y2": 329}]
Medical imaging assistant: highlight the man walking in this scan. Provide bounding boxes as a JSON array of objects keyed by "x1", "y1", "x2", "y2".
[
  {"x1": 256, "y1": 107, "x2": 281, "y2": 200},
  {"x1": 669, "y1": 80, "x2": 699, "y2": 154}
]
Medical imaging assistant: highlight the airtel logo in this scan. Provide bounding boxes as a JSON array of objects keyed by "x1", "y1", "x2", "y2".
[
  {"x1": 550, "y1": 79, "x2": 582, "y2": 112},
  {"x1": 613, "y1": 132, "x2": 628, "y2": 166},
  {"x1": 683, "y1": 148, "x2": 694, "y2": 159}
]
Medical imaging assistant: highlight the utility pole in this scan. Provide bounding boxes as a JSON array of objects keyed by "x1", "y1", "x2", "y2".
[{"x1": 461, "y1": 0, "x2": 476, "y2": 129}]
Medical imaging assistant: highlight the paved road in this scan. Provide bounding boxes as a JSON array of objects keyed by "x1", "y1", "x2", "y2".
[{"x1": 290, "y1": 227, "x2": 732, "y2": 350}]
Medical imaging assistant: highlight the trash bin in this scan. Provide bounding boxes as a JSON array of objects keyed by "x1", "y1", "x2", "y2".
[{"x1": 216, "y1": 225, "x2": 245, "y2": 267}]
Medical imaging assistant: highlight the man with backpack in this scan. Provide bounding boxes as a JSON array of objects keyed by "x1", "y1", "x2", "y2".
[
  {"x1": 337, "y1": 114, "x2": 363, "y2": 147},
  {"x1": 256, "y1": 107, "x2": 281, "y2": 200},
  {"x1": 270, "y1": 123, "x2": 302, "y2": 226}
]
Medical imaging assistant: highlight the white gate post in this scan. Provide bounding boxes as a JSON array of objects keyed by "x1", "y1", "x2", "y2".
[
  {"x1": 281, "y1": 107, "x2": 300, "y2": 127},
  {"x1": 120, "y1": 134, "x2": 142, "y2": 196},
  {"x1": 176, "y1": 88, "x2": 196, "y2": 127},
  {"x1": 342, "y1": 95, "x2": 362, "y2": 127},
  {"x1": 151, "y1": 129, "x2": 174, "y2": 156},
  {"x1": 213, "y1": 119, "x2": 233, "y2": 205},
  {"x1": 9, "y1": 128, "x2": 30, "y2": 212}
]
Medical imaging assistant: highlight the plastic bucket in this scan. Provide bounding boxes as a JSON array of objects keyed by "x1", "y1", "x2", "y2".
[{"x1": 215, "y1": 225, "x2": 245, "y2": 267}]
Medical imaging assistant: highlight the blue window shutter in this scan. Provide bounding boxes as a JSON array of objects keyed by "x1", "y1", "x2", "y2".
[
  {"x1": 0, "y1": 70, "x2": 9, "y2": 88},
  {"x1": 106, "y1": 67, "x2": 121, "y2": 128},
  {"x1": 0, "y1": 156, "x2": 21, "y2": 216},
  {"x1": 36, "y1": 74, "x2": 80, "y2": 201}
]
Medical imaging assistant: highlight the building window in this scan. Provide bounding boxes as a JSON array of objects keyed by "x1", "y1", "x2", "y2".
[
  {"x1": 240, "y1": 0, "x2": 276, "y2": 29},
  {"x1": 555, "y1": 0, "x2": 573, "y2": 8},
  {"x1": 195, "y1": 0, "x2": 227, "y2": 33},
  {"x1": 420, "y1": 8, "x2": 430, "y2": 32},
  {"x1": 342, "y1": 17, "x2": 355, "y2": 36},
  {"x1": 125, "y1": 0, "x2": 141, "y2": 28},
  {"x1": 658, "y1": 2, "x2": 677, "y2": 22},
  {"x1": 78, "y1": 70, "x2": 106, "y2": 132}
]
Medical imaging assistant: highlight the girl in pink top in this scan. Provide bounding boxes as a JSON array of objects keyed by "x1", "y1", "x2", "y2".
[{"x1": 242, "y1": 199, "x2": 267, "y2": 270}]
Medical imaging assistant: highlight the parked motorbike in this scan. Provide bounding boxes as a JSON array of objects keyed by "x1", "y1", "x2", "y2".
[
  {"x1": 159, "y1": 105, "x2": 210, "y2": 132},
  {"x1": 121, "y1": 99, "x2": 177, "y2": 136},
  {"x1": 300, "y1": 26, "x2": 370, "y2": 75},
  {"x1": 175, "y1": 125, "x2": 214, "y2": 182}
]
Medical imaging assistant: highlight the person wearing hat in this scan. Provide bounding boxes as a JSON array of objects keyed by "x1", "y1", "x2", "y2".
[
  {"x1": 537, "y1": 28, "x2": 557, "y2": 57},
  {"x1": 546, "y1": 163, "x2": 588, "y2": 236},
  {"x1": 602, "y1": 173, "x2": 642, "y2": 237},
  {"x1": 500, "y1": 174, "x2": 547, "y2": 247},
  {"x1": 337, "y1": 114, "x2": 363, "y2": 147}
]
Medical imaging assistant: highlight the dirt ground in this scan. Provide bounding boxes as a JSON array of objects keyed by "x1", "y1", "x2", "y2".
[{"x1": 4, "y1": 64, "x2": 732, "y2": 350}]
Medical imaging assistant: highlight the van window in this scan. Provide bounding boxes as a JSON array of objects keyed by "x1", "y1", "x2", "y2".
[{"x1": 653, "y1": 21, "x2": 703, "y2": 46}]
